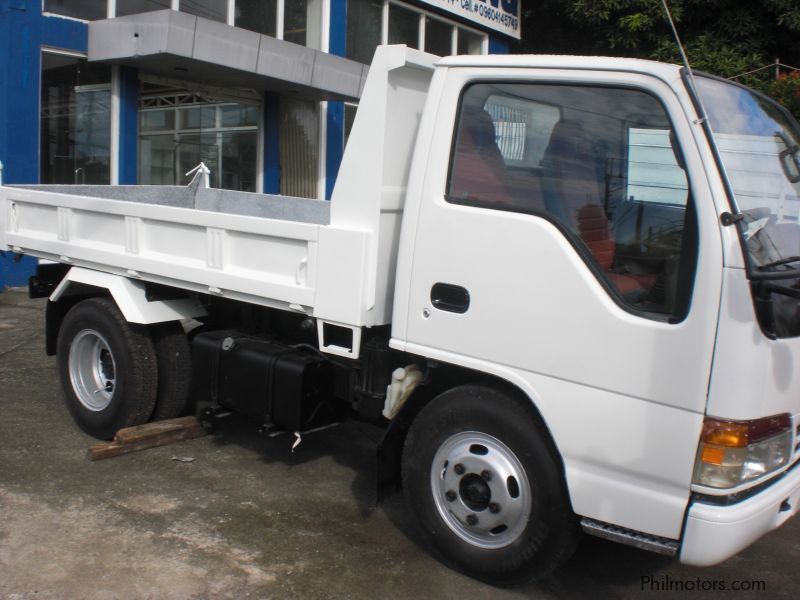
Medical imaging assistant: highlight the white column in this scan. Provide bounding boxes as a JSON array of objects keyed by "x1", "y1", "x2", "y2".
[
  {"x1": 277, "y1": 0, "x2": 285, "y2": 39},
  {"x1": 321, "y1": 0, "x2": 330, "y2": 53},
  {"x1": 318, "y1": 101, "x2": 328, "y2": 200},
  {"x1": 381, "y1": 0, "x2": 389, "y2": 45},
  {"x1": 110, "y1": 65, "x2": 121, "y2": 185}
]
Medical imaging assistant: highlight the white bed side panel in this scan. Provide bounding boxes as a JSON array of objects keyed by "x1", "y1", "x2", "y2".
[{"x1": 1, "y1": 187, "x2": 320, "y2": 311}]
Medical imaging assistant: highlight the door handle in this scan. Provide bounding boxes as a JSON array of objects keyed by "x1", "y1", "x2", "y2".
[{"x1": 431, "y1": 283, "x2": 470, "y2": 314}]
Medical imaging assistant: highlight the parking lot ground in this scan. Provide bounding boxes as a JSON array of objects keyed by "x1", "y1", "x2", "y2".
[{"x1": 1, "y1": 290, "x2": 798, "y2": 599}]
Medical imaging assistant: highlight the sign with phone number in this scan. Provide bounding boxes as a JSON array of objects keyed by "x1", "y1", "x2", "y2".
[{"x1": 419, "y1": 0, "x2": 521, "y2": 40}]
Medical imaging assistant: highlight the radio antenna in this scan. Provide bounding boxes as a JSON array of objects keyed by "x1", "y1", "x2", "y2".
[{"x1": 660, "y1": 0, "x2": 707, "y2": 123}]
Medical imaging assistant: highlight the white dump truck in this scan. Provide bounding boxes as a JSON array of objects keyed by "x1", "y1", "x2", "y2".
[{"x1": 3, "y1": 45, "x2": 800, "y2": 584}]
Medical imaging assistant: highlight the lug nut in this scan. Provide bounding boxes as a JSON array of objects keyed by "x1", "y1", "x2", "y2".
[
  {"x1": 489, "y1": 503, "x2": 500, "y2": 514},
  {"x1": 445, "y1": 490, "x2": 457, "y2": 502},
  {"x1": 481, "y1": 470, "x2": 492, "y2": 481},
  {"x1": 454, "y1": 463, "x2": 465, "y2": 475},
  {"x1": 466, "y1": 514, "x2": 478, "y2": 526}
]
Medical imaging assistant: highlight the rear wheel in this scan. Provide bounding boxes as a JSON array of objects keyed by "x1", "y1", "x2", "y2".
[
  {"x1": 57, "y1": 297, "x2": 158, "y2": 440},
  {"x1": 401, "y1": 385, "x2": 578, "y2": 585},
  {"x1": 150, "y1": 322, "x2": 192, "y2": 421}
]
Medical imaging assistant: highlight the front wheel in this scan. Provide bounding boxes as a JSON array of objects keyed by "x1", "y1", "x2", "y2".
[
  {"x1": 401, "y1": 385, "x2": 578, "y2": 585},
  {"x1": 57, "y1": 297, "x2": 158, "y2": 439}
]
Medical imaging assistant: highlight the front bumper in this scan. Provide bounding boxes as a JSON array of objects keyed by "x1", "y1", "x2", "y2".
[{"x1": 680, "y1": 462, "x2": 800, "y2": 566}]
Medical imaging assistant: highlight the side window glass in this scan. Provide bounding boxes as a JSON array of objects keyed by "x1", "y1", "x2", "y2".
[
  {"x1": 447, "y1": 83, "x2": 697, "y2": 320},
  {"x1": 626, "y1": 128, "x2": 689, "y2": 205}
]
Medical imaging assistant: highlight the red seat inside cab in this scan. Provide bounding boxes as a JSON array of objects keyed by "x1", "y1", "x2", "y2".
[
  {"x1": 450, "y1": 108, "x2": 546, "y2": 210},
  {"x1": 541, "y1": 121, "x2": 655, "y2": 298},
  {"x1": 450, "y1": 108, "x2": 516, "y2": 206}
]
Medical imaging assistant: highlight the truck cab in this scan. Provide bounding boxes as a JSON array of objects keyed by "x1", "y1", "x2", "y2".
[{"x1": 388, "y1": 54, "x2": 800, "y2": 580}]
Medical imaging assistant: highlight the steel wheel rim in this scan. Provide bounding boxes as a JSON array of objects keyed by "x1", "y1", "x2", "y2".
[
  {"x1": 68, "y1": 329, "x2": 117, "y2": 412},
  {"x1": 430, "y1": 431, "x2": 532, "y2": 549}
]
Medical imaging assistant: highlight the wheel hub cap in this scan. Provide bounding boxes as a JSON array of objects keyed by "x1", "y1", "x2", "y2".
[
  {"x1": 459, "y1": 474, "x2": 491, "y2": 511},
  {"x1": 68, "y1": 329, "x2": 117, "y2": 412},
  {"x1": 431, "y1": 431, "x2": 532, "y2": 549}
]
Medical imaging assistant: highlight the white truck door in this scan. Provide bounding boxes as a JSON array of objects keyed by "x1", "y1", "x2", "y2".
[{"x1": 396, "y1": 66, "x2": 724, "y2": 540}]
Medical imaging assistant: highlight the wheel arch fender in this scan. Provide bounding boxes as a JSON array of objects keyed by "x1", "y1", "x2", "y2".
[
  {"x1": 377, "y1": 362, "x2": 565, "y2": 494},
  {"x1": 45, "y1": 267, "x2": 206, "y2": 355}
]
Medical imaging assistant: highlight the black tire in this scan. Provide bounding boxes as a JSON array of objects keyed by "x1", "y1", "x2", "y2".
[
  {"x1": 56, "y1": 297, "x2": 158, "y2": 440},
  {"x1": 150, "y1": 322, "x2": 192, "y2": 421},
  {"x1": 401, "y1": 385, "x2": 579, "y2": 586}
]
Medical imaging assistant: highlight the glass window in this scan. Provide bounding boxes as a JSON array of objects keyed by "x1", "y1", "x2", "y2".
[
  {"x1": 235, "y1": 0, "x2": 277, "y2": 37},
  {"x1": 283, "y1": 0, "x2": 308, "y2": 46},
  {"x1": 344, "y1": 103, "x2": 358, "y2": 149},
  {"x1": 457, "y1": 28, "x2": 483, "y2": 55},
  {"x1": 221, "y1": 131, "x2": 258, "y2": 191},
  {"x1": 448, "y1": 83, "x2": 697, "y2": 319},
  {"x1": 44, "y1": 0, "x2": 107, "y2": 20},
  {"x1": 347, "y1": 0, "x2": 383, "y2": 64},
  {"x1": 280, "y1": 98, "x2": 319, "y2": 199},
  {"x1": 138, "y1": 135, "x2": 175, "y2": 186},
  {"x1": 180, "y1": 106, "x2": 216, "y2": 130},
  {"x1": 388, "y1": 4, "x2": 419, "y2": 49},
  {"x1": 696, "y1": 76, "x2": 800, "y2": 268},
  {"x1": 138, "y1": 93, "x2": 260, "y2": 192},
  {"x1": 116, "y1": 0, "x2": 171, "y2": 17},
  {"x1": 220, "y1": 104, "x2": 259, "y2": 127},
  {"x1": 425, "y1": 17, "x2": 452, "y2": 57},
  {"x1": 179, "y1": 0, "x2": 228, "y2": 22},
  {"x1": 695, "y1": 76, "x2": 800, "y2": 337},
  {"x1": 348, "y1": 1, "x2": 486, "y2": 64},
  {"x1": 41, "y1": 53, "x2": 111, "y2": 185},
  {"x1": 626, "y1": 128, "x2": 689, "y2": 205},
  {"x1": 140, "y1": 109, "x2": 175, "y2": 132}
]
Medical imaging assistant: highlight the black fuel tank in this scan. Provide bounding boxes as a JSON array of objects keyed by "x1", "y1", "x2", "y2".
[{"x1": 191, "y1": 331, "x2": 344, "y2": 432}]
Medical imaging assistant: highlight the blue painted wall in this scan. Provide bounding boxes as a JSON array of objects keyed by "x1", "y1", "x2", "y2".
[
  {"x1": 0, "y1": 1, "x2": 87, "y2": 184},
  {"x1": 118, "y1": 66, "x2": 139, "y2": 185},
  {"x1": 263, "y1": 92, "x2": 281, "y2": 194},
  {"x1": 325, "y1": 0, "x2": 348, "y2": 200},
  {"x1": 489, "y1": 36, "x2": 511, "y2": 55},
  {"x1": 0, "y1": 1, "x2": 88, "y2": 289}
]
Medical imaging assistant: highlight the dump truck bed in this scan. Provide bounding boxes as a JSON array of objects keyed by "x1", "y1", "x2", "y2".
[
  {"x1": 1, "y1": 182, "x2": 327, "y2": 311},
  {"x1": 0, "y1": 46, "x2": 437, "y2": 358}
]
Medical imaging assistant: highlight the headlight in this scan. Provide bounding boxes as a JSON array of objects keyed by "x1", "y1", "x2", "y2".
[{"x1": 693, "y1": 414, "x2": 793, "y2": 489}]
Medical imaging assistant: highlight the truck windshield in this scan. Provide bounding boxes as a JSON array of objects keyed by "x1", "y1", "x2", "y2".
[
  {"x1": 694, "y1": 75, "x2": 800, "y2": 337},
  {"x1": 694, "y1": 76, "x2": 800, "y2": 273}
]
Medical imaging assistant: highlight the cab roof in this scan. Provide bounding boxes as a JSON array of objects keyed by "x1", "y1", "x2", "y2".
[{"x1": 436, "y1": 54, "x2": 684, "y2": 81}]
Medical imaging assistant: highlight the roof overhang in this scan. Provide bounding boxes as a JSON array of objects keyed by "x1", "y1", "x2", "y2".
[{"x1": 88, "y1": 10, "x2": 368, "y2": 102}]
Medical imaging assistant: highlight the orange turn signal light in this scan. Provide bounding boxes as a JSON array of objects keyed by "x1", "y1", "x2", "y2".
[{"x1": 700, "y1": 446, "x2": 726, "y2": 466}]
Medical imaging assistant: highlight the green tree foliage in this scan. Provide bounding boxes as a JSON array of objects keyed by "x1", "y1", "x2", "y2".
[
  {"x1": 521, "y1": 0, "x2": 800, "y2": 116},
  {"x1": 767, "y1": 72, "x2": 800, "y2": 118}
]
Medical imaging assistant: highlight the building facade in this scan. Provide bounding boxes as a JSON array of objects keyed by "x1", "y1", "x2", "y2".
[{"x1": 0, "y1": 0, "x2": 517, "y2": 288}]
